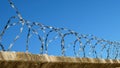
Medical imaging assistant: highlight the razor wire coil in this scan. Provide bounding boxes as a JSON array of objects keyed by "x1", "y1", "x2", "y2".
[{"x1": 0, "y1": 0, "x2": 120, "y2": 59}]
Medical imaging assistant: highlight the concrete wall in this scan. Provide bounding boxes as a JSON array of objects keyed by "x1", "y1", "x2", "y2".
[{"x1": 0, "y1": 52, "x2": 120, "y2": 68}]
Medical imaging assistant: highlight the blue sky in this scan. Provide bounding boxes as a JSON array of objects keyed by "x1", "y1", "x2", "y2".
[{"x1": 0, "y1": 0, "x2": 120, "y2": 57}]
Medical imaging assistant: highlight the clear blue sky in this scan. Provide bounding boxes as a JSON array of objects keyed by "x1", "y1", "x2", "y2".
[{"x1": 0, "y1": 0, "x2": 120, "y2": 56}]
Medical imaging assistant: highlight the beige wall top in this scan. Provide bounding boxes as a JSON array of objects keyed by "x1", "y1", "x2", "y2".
[{"x1": 0, "y1": 51, "x2": 120, "y2": 68}]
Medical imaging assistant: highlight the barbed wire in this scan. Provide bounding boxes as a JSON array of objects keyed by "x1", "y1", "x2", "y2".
[{"x1": 0, "y1": 0, "x2": 120, "y2": 59}]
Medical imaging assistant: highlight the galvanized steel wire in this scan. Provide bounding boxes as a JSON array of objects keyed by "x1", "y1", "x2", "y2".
[{"x1": 0, "y1": 0, "x2": 120, "y2": 59}]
